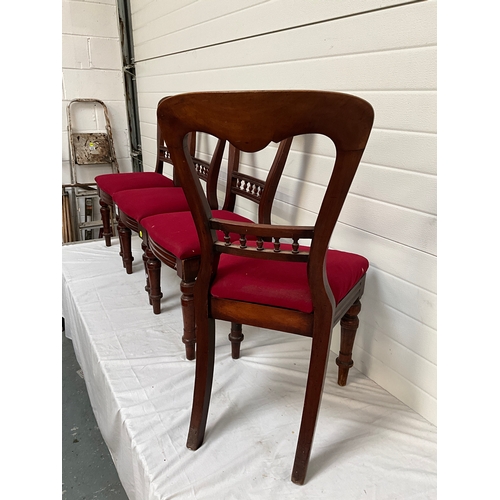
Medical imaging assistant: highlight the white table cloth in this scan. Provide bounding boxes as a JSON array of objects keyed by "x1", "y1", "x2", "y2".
[{"x1": 62, "y1": 236, "x2": 437, "y2": 499}]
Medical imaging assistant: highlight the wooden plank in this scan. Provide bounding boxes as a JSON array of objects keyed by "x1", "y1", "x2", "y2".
[
  {"x1": 261, "y1": 188, "x2": 436, "y2": 255},
  {"x1": 330, "y1": 223, "x2": 436, "y2": 294},
  {"x1": 131, "y1": 0, "x2": 197, "y2": 28},
  {"x1": 363, "y1": 130, "x2": 436, "y2": 175},
  {"x1": 343, "y1": 331, "x2": 437, "y2": 425},
  {"x1": 244, "y1": 150, "x2": 436, "y2": 213},
  {"x1": 137, "y1": 92, "x2": 437, "y2": 160},
  {"x1": 360, "y1": 295, "x2": 437, "y2": 364},
  {"x1": 340, "y1": 195, "x2": 436, "y2": 255},
  {"x1": 363, "y1": 267, "x2": 436, "y2": 329},
  {"x1": 132, "y1": 0, "x2": 427, "y2": 62},
  {"x1": 354, "y1": 322, "x2": 437, "y2": 399},
  {"x1": 350, "y1": 164, "x2": 436, "y2": 214},
  {"x1": 137, "y1": 93, "x2": 437, "y2": 182},
  {"x1": 136, "y1": 45, "x2": 436, "y2": 93},
  {"x1": 130, "y1": 0, "x2": 437, "y2": 425},
  {"x1": 132, "y1": 0, "x2": 264, "y2": 40},
  {"x1": 356, "y1": 91, "x2": 436, "y2": 134}
]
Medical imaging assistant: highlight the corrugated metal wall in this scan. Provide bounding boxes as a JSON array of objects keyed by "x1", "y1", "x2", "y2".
[{"x1": 129, "y1": 0, "x2": 437, "y2": 424}]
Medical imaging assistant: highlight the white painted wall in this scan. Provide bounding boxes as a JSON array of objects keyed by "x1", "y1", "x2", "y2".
[
  {"x1": 77, "y1": 0, "x2": 434, "y2": 425},
  {"x1": 62, "y1": 0, "x2": 132, "y2": 186}
]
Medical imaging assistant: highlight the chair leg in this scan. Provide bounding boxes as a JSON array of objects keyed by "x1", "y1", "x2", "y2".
[
  {"x1": 291, "y1": 326, "x2": 332, "y2": 485},
  {"x1": 228, "y1": 323, "x2": 244, "y2": 359},
  {"x1": 118, "y1": 219, "x2": 134, "y2": 274},
  {"x1": 186, "y1": 316, "x2": 216, "y2": 451},
  {"x1": 144, "y1": 245, "x2": 163, "y2": 314},
  {"x1": 117, "y1": 214, "x2": 123, "y2": 259},
  {"x1": 142, "y1": 241, "x2": 151, "y2": 302},
  {"x1": 336, "y1": 299, "x2": 361, "y2": 387},
  {"x1": 99, "y1": 199, "x2": 112, "y2": 247},
  {"x1": 180, "y1": 280, "x2": 196, "y2": 360}
]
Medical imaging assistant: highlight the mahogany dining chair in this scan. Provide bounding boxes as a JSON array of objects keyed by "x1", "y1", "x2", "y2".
[{"x1": 155, "y1": 90, "x2": 374, "y2": 484}]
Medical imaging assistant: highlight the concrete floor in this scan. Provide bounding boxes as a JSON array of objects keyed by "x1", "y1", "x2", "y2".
[{"x1": 62, "y1": 328, "x2": 129, "y2": 499}]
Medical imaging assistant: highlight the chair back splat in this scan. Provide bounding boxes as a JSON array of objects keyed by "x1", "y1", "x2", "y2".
[{"x1": 157, "y1": 90, "x2": 374, "y2": 485}]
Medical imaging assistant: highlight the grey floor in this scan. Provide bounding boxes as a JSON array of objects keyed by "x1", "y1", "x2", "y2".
[{"x1": 62, "y1": 326, "x2": 129, "y2": 500}]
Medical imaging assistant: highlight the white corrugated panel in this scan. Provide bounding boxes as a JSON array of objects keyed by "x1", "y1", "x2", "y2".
[
  {"x1": 130, "y1": 0, "x2": 437, "y2": 424},
  {"x1": 132, "y1": 0, "x2": 422, "y2": 61}
]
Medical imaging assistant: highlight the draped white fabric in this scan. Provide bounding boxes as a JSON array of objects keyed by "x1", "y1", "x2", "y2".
[{"x1": 62, "y1": 236, "x2": 437, "y2": 500}]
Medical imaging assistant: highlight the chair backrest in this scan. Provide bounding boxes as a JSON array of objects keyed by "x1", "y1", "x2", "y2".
[
  {"x1": 156, "y1": 126, "x2": 206, "y2": 177},
  {"x1": 156, "y1": 123, "x2": 225, "y2": 210},
  {"x1": 155, "y1": 119, "x2": 196, "y2": 175},
  {"x1": 191, "y1": 137, "x2": 293, "y2": 217},
  {"x1": 157, "y1": 91, "x2": 373, "y2": 306},
  {"x1": 222, "y1": 138, "x2": 293, "y2": 224},
  {"x1": 157, "y1": 113, "x2": 293, "y2": 217}
]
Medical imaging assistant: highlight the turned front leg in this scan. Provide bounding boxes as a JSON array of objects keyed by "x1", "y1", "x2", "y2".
[
  {"x1": 336, "y1": 299, "x2": 361, "y2": 386},
  {"x1": 141, "y1": 241, "x2": 151, "y2": 301},
  {"x1": 145, "y1": 247, "x2": 163, "y2": 314},
  {"x1": 180, "y1": 280, "x2": 196, "y2": 360},
  {"x1": 228, "y1": 323, "x2": 244, "y2": 359},
  {"x1": 99, "y1": 199, "x2": 113, "y2": 247},
  {"x1": 117, "y1": 219, "x2": 134, "y2": 274}
]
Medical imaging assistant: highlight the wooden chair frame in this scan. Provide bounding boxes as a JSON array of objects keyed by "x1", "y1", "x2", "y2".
[
  {"x1": 156, "y1": 90, "x2": 374, "y2": 484},
  {"x1": 115, "y1": 132, "x2": 204, "y2": 275},
  {"x1": 140, "y1": 137, "x2": 293, "y2": 360}
]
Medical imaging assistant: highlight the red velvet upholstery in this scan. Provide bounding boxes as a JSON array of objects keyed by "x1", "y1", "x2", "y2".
[
  {"x1": 210, "y1": 242, "x2": 368, "y2": 314},
  {"x1": 142, "y1": 210, "x2": 255, "y2": 260},
  {"x1": 113, "y1": 187, "x2": 190, "y2": 221},
  {"x1": 95, "y1": 172, "x2": 174, "y2": 196}
]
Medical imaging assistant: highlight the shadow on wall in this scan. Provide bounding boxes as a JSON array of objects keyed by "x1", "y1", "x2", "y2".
[{"x1": 272, "y1": 134, "x2": 336, "y2": 226}]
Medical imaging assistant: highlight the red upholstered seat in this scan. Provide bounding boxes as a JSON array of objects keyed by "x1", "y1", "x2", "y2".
[
  {"x1": 210, "y1": 242, "x2": 368, "y2": 313},
  {"x1": 113, "y1": 187, "x2": 190, "y2": 222},
  {"x1": 142, "y1": 210, "x2": 255, "y2": 260},
  {"x1": 95, "y1": 172, "x2": 174, "y2": 196},
  {"x1": 94, "y1": 172, "x2": 176, "y2": 248}
]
